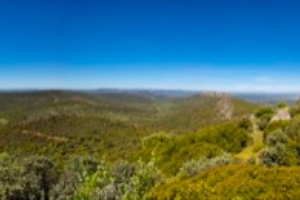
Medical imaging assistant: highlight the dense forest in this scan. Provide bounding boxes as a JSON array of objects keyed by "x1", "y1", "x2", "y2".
[{"x1": 1, "y1": 90, "x2": 300, "y2": 199}]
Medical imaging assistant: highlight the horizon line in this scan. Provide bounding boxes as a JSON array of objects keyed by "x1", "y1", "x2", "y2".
[{"x1": 1, "y1": 88, "x2": 300, "y2": 94}]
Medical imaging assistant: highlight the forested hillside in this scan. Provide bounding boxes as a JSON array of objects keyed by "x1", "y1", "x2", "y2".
[
  {"x1": 4, "y1": 91, "x2": 300, "y2": 199},
  {"x1": 0, "y1": 91, "x2": 256, "y2": 161}
]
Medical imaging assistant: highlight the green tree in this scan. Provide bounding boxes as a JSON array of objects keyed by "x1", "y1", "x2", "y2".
[
  {"x1": 285, "y1": 116, "x2": 300, "y2": 142},
  {"x1": 255, "y1": 106, "x2": 275, "y2": 118},
  {"x1": 23, "y1": 156, "x2": 59, "y2": 200},
  {"x1": 266, "y1": 129, "x2": 289, "y2": 146},
  {"x1": 277, "y1": 101, "x2": 287, "y2": 109}
]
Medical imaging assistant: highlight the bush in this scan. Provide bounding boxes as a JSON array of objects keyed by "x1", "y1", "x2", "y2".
[
  {"x1": 191, "y1": 123, "x2": 251, "y2": 153},
  {"x1": 247, "y1": 156, "x2": 256, "y2": 165},
  {"x1": 142, "y1": 132, "x2": 172, "y2": 150},
  {"x1": 257, "y1": 114, "x2": 273, "y2": 130},
  {"x1": 51, "y1": 171, "x2": 79, "y2": 200},
  {"x1": 265, "y1": 129, "x2": 289, "y2": 146},
  {"x1": 285, "y1": 117, "x2": 300, "y2": 142},
  {"x1": 289, "y1": 105, "x2": 300, "y2": 118},
  {"x1": 151, "y1": 165, "x2": 300, "y2": 199},
  {"x1": 0, "y1": 154, "x2": 59, "y2": 200},
  {"x1": 155, "y1": 141, "x2": 223, "y2": 175},
  {"x1": 252, "y1": 142, "x2": 265, "y2": 153},
  {"x1": 73, "y1": 160, "x2": 111, "y2": 199},
  {"x1": 140, "y1": 122, "x2": 249, "y2": 175},
  {"x1": 259, "y1": 144, "x2": 287, "y2": 167},
  {"x1": 124, "y1": 159, "x2": 162, "y2": 199},
  {"x1": 255, "y1": 106, "x2": 275, "y2": 118},
  {"x1": 264, "y1": 120, "x2": 289, "y2": 140},
  {"x1": 0, "y1": 154, "x2": 24, "y2": 199},
  {"x1": 276, "y1": 101, "x2": 287, "y2": 109},
  {"x1": 254, "y1": 106, "x2": 275, "y2": 131},
  {"x1": 178, "y1": 153, "x2": 240, "y2": 178},
  {"x1": 73, "y1": 158, "x2": 162, "y2": 200},
  {"x1": 238, "y1": 117, "x2": 253, "y2": 132}
]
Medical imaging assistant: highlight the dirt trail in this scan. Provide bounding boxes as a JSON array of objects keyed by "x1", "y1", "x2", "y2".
[
  {"x1": 236, "y1": 115, "x2": 264, "y2": 161},
  {"x1": 21, "y1": 130, "x2": 68, "y2": 143},
  {"x1": 251, "y1": 115, "x2": 264, "y2": 145}
]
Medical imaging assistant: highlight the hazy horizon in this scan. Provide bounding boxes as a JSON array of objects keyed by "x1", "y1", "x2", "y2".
[{"x1": 1, "y1": 87, "x2": 300, "y2": 95}]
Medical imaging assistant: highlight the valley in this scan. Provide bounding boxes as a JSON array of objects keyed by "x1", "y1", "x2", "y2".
[{"x1": 1, "y1": 90, "x2": 300, "y2": 199}]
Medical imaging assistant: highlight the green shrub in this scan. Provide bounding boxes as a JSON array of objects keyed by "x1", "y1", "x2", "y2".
[
  {"x1": 265, "y1": 129, "x2": 289, "y2": 146},
  {"x1": 264, "y1": 120, "x2": 289, "y2": 135},
  {"x1": 141, "y1": 123, "x2": 249, "y2": 175},
  {"x1": 51, "y1": 171, "x2": 79, "y2": 199},
  {"x1": 155, "y1": 141, "x2": 223, "y2": 175},
  {"x1": 191, "y1": 123, "x2": 251, "y2": 153},
  {"x1": 151, "y1": 165, "x2": 300, "y2": 199},
  {"x1": 73, "y1": 158, "x2": 162, "y2": 200},
  {"x1": 238, "y1": 117, "x2": 253, "y2": 132},
  {"x1": 142, "y1": 132, "x2": 172, "y2": 150},
  {"x1": 284, "y1": 143, "x2": 300, "y2": 166},
  {"x1": 259, "y1": 144, "x2": 287, "y2": 167},
  {"x1": 255, "y1": 106, "x2": 275, "y2": 118},
  {"x1": 289, "y1": 105, "x2": 300, "y2": 118},
  {"x1": 177, "y1": 153, "x2": 240, "y2": 178},
  {"x1": 257, "y1": 114, "x2": 273, "y2": 130},
  {"x1": 124, "y1": 159, "x2": 162, "y2": 199},
  {"x1": 0, "y1": 154, "x2": 24, "y2": 199},
  {"x1": 285, "y1": 117, "x2": 300, "y2": 142},
  {"x1": 73, "y1": 160, "x2": 111, "y2": 199},
  {"x1": 247, "y1": 156, "x2": 256, "y2": 165},
  {"x1": 252, "y1": 142, "x2": 265, "y2": 153},
  {"x1": 0, "y1": 154, "x2": 59, "y2": 200},
  {"x1": 276, "y1": 101, "x2": 287, "y2": 109},
  {"x1": 259, "y1": 127, "x2": 300, "y2": 167}
]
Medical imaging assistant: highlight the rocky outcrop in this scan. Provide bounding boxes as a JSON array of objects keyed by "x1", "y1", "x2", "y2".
[
  {"x1": 271, "y1": 109, "x2": 291, "y2": 122},
  {"x1": 217, "y1": 96, "x2": 234, "y2": 120}
]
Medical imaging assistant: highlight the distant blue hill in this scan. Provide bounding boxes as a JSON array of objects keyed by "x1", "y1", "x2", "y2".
[
  {"x1": 90, "y1": 89, "x2": 198, "y2": 98},
  {"x1": 90, "y1": 89, "x2": 300, "y2": 104},
  {"x1": 233, "y1": 92, "x2": 300, "y2": 105},
  {"x1": 1, "y1": 88, "x2": 299, "y2": 104}
]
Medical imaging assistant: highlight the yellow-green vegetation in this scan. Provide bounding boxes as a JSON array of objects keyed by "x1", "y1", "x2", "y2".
[
  {"x1": 236, "y1": 115, "x2": 264, "y2": 162},
  {"x1": 4, "y1": 91, "x2": 300, "y2": 199},
  {"x1": 276, "y1": 101, "x2": 287, "y2": 109},
  {"x1": 141, "y1": 123, "x2": 250, "y2": 175},
  {"x1": 264, "y1": 120, "x2": 290, "y2": 136},
  {"x1": 254, "y1": 105, "x2": 275, "y2": 130},
  {"x1": 0, "y1": 153, "x2": 162, "y2": 199},
  {"x1": 289, "y1": 99, "x2": 300, "y2": 117},
  {"x1": 0, "y1": 118, "x2": 8, "y2": 126},
  {"x1": 151, "y1": 165, "x2": 300, "y2": 199},
  {"x1": 156, "y1": 94, "x2": 257, "y2": 134},
  {"x1": 0, "y1": 91, "x2": 257, "y2": 162}
]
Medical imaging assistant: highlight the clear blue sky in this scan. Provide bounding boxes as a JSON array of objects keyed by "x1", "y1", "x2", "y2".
[{"x1": 1, "y1": 0, "x2": 300, "y2": 92}]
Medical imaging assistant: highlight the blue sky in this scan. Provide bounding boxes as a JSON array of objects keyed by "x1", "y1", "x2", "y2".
[{"x1": 1, "y1": 0, "x2": 300, "y2": 92}]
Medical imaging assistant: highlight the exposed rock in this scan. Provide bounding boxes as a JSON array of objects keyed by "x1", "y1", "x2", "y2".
[
  {"x1": 271, "y1": 109, "x2": 291, "y2": 122},
  {"x1": 217, "y1": 96, "x2": 234, "y2": 120}
]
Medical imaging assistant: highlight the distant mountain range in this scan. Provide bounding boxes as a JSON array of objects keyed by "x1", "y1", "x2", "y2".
[
  {"x1": 233, "y1": 92, "x2": 300, "y2": 104},
  {"x1": 1, "y1": 88, "x2": 299, "y2": 104},
  {"x1": 91, "y1": 89, "x2": 300, "y2": 104}
]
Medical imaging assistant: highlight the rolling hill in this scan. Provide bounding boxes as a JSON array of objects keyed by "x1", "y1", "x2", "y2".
[
  {"x1": 4, "y1": 90, "x2": 300, "y2": 199},
  {"x1": 0, "y1": 90, "x2": 257, "y2": 161}
]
